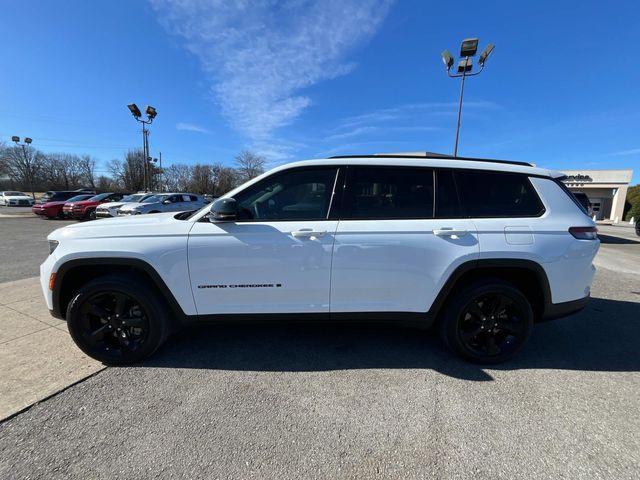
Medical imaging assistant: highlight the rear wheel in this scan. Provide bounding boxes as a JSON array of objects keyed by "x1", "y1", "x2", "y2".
[
  {"x1": 440, "y1": 279, "x2": 533, "y2": 364},
  {"x1": 66, "y1": 275, "x2": 170, "y2": 365}
]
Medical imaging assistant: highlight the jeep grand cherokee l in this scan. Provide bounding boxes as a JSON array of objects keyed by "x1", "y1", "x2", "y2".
[{"x1": 41, "y1": 154, "x2": 599, "y2": 365}]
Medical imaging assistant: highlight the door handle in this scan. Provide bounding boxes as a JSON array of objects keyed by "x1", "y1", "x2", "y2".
[
  {"x1": 433, "y1": 228, "x2": 468, "y2": 237},
  {"x1": 292, "y1": 229, "x2": 326, "y2": 239}
]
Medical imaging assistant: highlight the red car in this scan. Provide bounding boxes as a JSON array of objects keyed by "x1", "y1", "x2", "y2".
[
  {"x1": 68, "y1": 192, "x2": 130, "y2": 220},
  {"x1": 32, "y1": 194, "x2": 94, "y2": 219}
]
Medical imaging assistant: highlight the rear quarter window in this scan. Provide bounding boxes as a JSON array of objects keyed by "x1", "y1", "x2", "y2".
[{"x1": 455, "y1": 170, "x2": 545, "y2": 218}]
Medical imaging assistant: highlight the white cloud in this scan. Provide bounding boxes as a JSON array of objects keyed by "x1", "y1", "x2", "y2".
[
  {"x1": 325, "y1": 125, "x2": 439, "y2": 141},
  {"x1": 151, "y1": 0, "x2": 393, "y2": 145},
  {"x1": 176, "y1": 122, "x2": 211, "y2": 134},
  {"x1": 336, "y1": 101, "x2": 500, "y2": 130},
  {"x1": 611, "y1": 148, "x2": 640, "y2": 156}
]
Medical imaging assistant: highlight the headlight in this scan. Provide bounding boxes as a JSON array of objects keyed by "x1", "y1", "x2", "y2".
[{"x1": 48, "y1": 240, "x2": 59, "y2": 255}]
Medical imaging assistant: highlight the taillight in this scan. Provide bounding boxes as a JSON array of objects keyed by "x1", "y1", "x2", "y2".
[{"x1": 569, "y1": 226, "x2": 598, "y2": 240}]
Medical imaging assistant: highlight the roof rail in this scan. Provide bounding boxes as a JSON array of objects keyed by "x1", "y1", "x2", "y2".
[{"x1": 328, "y1": 153, "x2": 534, "y2": 167}]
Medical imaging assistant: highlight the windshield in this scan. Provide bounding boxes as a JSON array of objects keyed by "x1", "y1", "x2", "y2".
[
  {"x1": 5, "y1": 191, "x2": 26, "y2": 196},
  {"x1": 121, "y1": 194, "x2": 146, "y2": 203},
  {"x1": 141, "y1": 194, "x2": 168, "y2": 203},
  {"x1": 65, "y1": 194, "x2": 93, "y2": 202},
  {"x1": 88, "y1": 193, "x2": 111, "y2": 201}
]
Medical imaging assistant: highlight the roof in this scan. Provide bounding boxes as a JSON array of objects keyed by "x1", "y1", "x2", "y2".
[{"x1": 268, "y1": 155, "x2": 564, "y2": 179}]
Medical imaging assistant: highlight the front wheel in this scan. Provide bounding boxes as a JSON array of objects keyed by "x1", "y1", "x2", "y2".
[
  {"x1": 440, "y1": 279, "x2": 533, "y2": 364},
  {"x1": 66, "y1": 275, "x2": 170, "y2": 365}
]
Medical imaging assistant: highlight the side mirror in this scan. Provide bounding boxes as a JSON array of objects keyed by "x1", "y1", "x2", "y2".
[
  {"x1": 210, "y1": 197, "x2": 237, "y2": 222},
  {"x1": 162, "y1": 199, "x2": 171, "y2": 204}
]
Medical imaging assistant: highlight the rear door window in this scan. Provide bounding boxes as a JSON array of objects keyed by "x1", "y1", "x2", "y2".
[
  {"x1": 344, "y1": 167, "x2": 434, "y2": 219},
  {"x1": 455, "y1": 170, "x2": 544, "y2": 217}
]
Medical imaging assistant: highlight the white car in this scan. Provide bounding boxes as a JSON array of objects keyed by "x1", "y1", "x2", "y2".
[
  {"x1": 117, "y1": 193, "x2": 206, "y2": 216},
  {"x1": 95, "y1": 193, "x2": 155, "y2": 218},
  {"x1": 0, "y1": 191, "x2": 35, "y2": 206},
  {"x1": 41, "y1": 154, "x2": 599, "y2": 365}
]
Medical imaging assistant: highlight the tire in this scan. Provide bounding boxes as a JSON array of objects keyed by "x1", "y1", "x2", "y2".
[
  {"x1": 87, "y1": 209, "x2": 97, "y2": 220},
  {"x1": 66, "y1": 274, "x2": 170, "y2": 365},
  {"x1": 440, "y1": 278, "x2": 533, "y2": 364}
]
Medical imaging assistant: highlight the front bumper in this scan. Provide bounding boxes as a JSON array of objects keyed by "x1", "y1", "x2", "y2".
[
  {"x1": 8, "y1": 200, "x2": 33, "y2": 206},
  {"x1": 40, "y1": 253, "x2": 57, "y2": 314},
  {"x1": 95, "y1": 209, "x2": 115, "y2": 218}
]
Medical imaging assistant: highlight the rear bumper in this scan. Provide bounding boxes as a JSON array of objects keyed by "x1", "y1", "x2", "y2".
[{"x1": 541, "y1": 295, "x2": 590, "y2": 321}]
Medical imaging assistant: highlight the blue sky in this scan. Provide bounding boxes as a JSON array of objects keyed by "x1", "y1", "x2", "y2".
[{"x1": 1, "y1": 0, "x2": 639, "y2": 183}]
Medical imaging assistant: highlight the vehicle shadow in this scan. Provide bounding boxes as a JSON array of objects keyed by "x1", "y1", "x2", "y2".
[
  {"x1": 598, "y1": 233, "x2": 640, "y2": 245},
  {"x1": 140, "y1": 297, "x2": 640, "y2": 381}
]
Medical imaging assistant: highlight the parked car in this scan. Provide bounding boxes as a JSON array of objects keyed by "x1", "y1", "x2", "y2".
[
  {"x1": 42, "y1": 154, "x2": 599, "y2": 366},
  {"x1": 68, "y1": 192, "x2": 131, "y2": 220},
  {"x1": 95, "y1": 193, "x2": 155, "y2": 218},
  {"x1": 0, "y1": 191, "x2": 35, "y2": 206},
  {"x1": 117, "y1": 193, "x2": 206, "y2": 216},
  {"x1": 39, "y1": 189, "x2": 96, "y2": 205},
  {"x1": 32, "y1": 194, "x2": 94, "y2": 219}
]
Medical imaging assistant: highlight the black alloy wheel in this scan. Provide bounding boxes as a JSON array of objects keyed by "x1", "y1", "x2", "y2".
[
  {"x1": 77, "y1": 291, "x2": 150, "y2": 360},
  {"x1": 66, "y1": 275, "x2": 170, "y2": 364},
  {"x1": 441, "y1": 279, "x2": 533, "y2": 364},
  {"x1": 457, "y1": 293, "x2": 528, "y2": 358}
]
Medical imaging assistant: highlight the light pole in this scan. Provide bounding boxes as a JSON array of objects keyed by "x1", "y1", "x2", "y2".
[
  {"x1": 127, "y1": 103, "x2": 157, "y2": 191},
  {"x1": 11, "y1": 135, "x2": 36, "y2": 199},
  {"x1": 441, "y1": 39, "x2": 495, "y2": 157}
]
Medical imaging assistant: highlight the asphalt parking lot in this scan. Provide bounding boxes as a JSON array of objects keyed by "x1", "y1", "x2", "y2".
[
  {"x1": 0, "y1": 215, "x2": 639, "y2": 479},
  {"x1": 0, "y1": 207, "x2": 74, "y2": 283}
]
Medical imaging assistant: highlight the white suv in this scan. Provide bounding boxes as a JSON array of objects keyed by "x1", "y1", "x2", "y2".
[{"x1": 41, "y1": 154, "x2": 599, "y2": 365}]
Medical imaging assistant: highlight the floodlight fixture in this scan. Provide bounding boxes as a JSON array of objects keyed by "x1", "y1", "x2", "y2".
[
  {"x1": 441, "y1": 49, "x2": 454, "y2": 70},
  {"x1": 128, "y1": 103, "x2": 142, "y2": 118},
  {"x1": 457, "y1": 58, "x2": 472, "y2": 74},
  {"x1": 11, "y1": 135, "x2": 20, "y2": 143},
  {"x1": 460, "y1": 38, "x2": 479, "y2": 57},
  {"x1": 24, "y1": 137, "x2": 33, "y2": 144},
  {"x1": 145, "y1": 105, "x2": 157, "y2": 120},
  {"x1": 478, "y1": 43, "x2": 495, "y2": 66}
]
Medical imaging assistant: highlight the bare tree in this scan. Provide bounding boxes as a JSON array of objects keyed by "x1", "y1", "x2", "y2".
[
  {"x1": 212, "y1": 163, "x2": 238, "y2": 196},
  {"x1": 189, "y1": 164, "x2": 216, "y2": 194},
  {"x1": 43, "y1": 153, "x2": 84, "y2": 189},
  {"x1": 121, "y1": 150, "x2": 145, "y2": 192},
  {"x1": 0, "y1": 145, "x2": 45, "y2": 198},
  {"x1": 163, "y1": 164, "x2": 192, "y2": 192},
  {"x1": 234, "y1": 150, "x2": 266, "y2": 184},
  {"x1": 78, "y1": 155, "x2": 97, "y2": 189}
]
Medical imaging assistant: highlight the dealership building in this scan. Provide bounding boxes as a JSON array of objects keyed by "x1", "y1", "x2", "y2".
[{"x1": 562, "y1": 169, "x2": 634, "y2": 221}]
